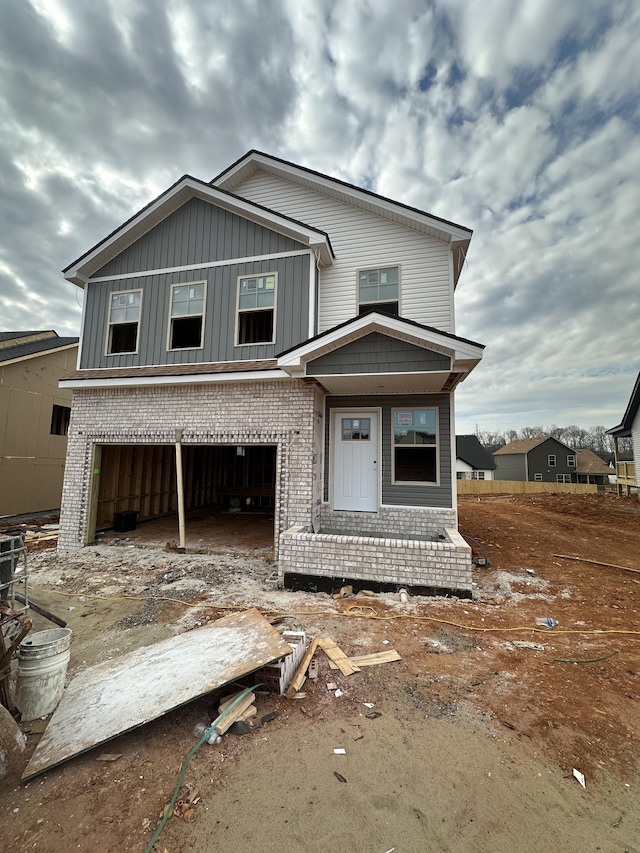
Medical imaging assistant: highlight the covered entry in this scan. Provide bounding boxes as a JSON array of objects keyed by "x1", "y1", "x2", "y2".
[{"x1": 89, "y1": 443, "x2": 277, "y2": 550}]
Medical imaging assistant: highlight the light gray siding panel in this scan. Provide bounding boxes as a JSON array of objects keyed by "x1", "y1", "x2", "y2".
[
  {"x1": 235, "y1": 172, "x2": 454, "y2": 333},
  {"x1": 308, "y1": 333, "x2": 450, "y2": 375},
  {"x1": 324, "y1": 394, "x2": 452, "y2": 508},
  {"x1": 94, "y1": 198, "x2": 304, "y2": 277},
  {"x1": 493, "y1": 455, "x2": 526, "y2": 481},
  {"x1": 81, "y1": 254, "x2": 311, "y2": 368}
]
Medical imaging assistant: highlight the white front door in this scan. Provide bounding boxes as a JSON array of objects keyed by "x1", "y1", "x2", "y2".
[{"x1": 333, "y1": 412, "x2": 378, "y2": 512}]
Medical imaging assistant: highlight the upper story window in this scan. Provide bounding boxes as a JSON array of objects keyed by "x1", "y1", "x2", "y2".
[
  {"x1": 392, "y1": 408, "x2": 438, "y2": 484},
  {"x1": 548, "y1": 454, "x2": 556, "y2": 466},
  {"x1": 237, "y1": 273, "x2": 276, "y2": 345},
  {"x1": 567, "y1": 454, "x2": 576, "y2": 467},
  {"x1": 169, "y1": 282, "x2": 205, "y2": 350},
  {"x1": 358, "y1": 266, "x2": 400, "y2": 316},
  {"x1": 107, "y1": 289, "x2": 141, "y2": 354}
]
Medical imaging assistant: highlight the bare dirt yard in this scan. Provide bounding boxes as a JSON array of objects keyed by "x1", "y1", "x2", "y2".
[{"x1": 1, "y1": 492, "x2": 639, "y2": 852}]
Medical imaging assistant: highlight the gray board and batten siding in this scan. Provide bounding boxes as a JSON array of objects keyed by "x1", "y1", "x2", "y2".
[
  {"x1": 323, "y1": 393, "x2": 452, "y2": 508},
  {"x1": 94, "y1": 198, "x2": 304, "y2": 277},
  {"x1": 81, "y1": 199, "x2": 311, "y2": 368},
  {"x1": 492, "y1": 453, "x2": 527, "y2": 481},
  {"x1": 525, "y1": 438, "x2": 577, "y2": 481},
  {"x1": 307, "y1": 333, "x2": 451, "y2": 375}
]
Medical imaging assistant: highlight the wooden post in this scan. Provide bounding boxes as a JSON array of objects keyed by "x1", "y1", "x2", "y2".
[
  {"x1": 612, "y1": 436, "x2": 621, "y2": 497},
  {"x1": 175, "y1": 429, "x2": 186, "y2": 550}
]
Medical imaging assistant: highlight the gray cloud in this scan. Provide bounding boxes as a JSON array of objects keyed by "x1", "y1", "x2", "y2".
[{"x1": 0, "y1": 0, "x2": 638, "y2": 430}]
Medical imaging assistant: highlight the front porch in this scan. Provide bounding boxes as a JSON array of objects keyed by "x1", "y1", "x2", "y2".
[{"x1": 279, "y1": 519, "x2": 473, "y2": 596}]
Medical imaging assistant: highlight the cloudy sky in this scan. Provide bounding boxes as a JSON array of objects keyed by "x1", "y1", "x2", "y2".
[{"x1": 1, "y1": 0, "x2": 638, "y2": 433}]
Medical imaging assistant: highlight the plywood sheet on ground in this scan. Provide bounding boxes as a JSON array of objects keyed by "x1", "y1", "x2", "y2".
[{"x1": 22, "y1": 608, "x2": 291, "y2": 780}]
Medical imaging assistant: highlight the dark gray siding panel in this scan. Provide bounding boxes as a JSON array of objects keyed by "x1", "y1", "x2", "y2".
[
  {"x1": 80, "y1": 254, "x2": 310, "y2": 368},
  {"x1": 527, "y1": 438, "x2": 576, "y2": 481},
  {"x1": 493, "y1": 454, "x2": 526, "y2": 481},
  {"x1": 323, "y1": 394, "x2": 452, "y2": 508},
  {"x1": 308, "y1": 333, "x2": 451, "y2": 375},
  {"x1": 94, "y1": 198, "x2": 305, "y2": 277}
]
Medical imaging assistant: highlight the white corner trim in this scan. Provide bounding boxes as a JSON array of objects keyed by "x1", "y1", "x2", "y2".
[{"x1": 59, "y1": 368, "x2": 289, "y2": 390}]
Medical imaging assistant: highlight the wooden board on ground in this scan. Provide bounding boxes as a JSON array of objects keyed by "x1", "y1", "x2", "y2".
[
  {"x1": 285, "y1": 638, "x2": 319, "y2": 699},
  {"x1": 328, "y1": 649, "x2": 402, "y2": 669},
  {"x1": 22, "y1": 608, "x2": 292, "y2": 781},
  {"x1": 215, "y1": 692, "x2": 257, "y2": 734},
  {"x1": 317, "y1": 638, "x2": 360, "y2": 676}
]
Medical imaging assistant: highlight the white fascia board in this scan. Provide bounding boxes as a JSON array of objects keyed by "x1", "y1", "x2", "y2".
[
  {"x1": 59, "y1": 369, "x2": 289, "y2": 390},
  {"x1": 278, "y1": 313, "x2": 483, "y2": 370},
  {"x1": 215, "y1": 153, "x2": 472, "y2": 242},
  {"x1": 64, "y1": 179, "x2": 332, "y2": 287}
]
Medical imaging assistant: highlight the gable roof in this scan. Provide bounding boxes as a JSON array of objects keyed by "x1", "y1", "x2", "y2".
[
  {"x1": 0, "y1": 331, "x2": 78, "y2": 366},
  {"x1": 575, "y1": 449, "x2": 612, "y2": 476},
  {"x1": 213, "y1": 150, "x2": 472, "y2": 286},
  {"x1": 456, "y1": 435, "x2": 496, "y2": 470},
  {"x1": 607, "y1": 371, "x2": 640, "y2": 438},
  {"x1": 493, "y1": 435, "x2": 575, "y2": 456},
  {"x1": 276, "y1": 310, "x2": 483, "y2": 394},
  {"x1": 63, "y1": 175, "x2": 334, "y2": 287}
]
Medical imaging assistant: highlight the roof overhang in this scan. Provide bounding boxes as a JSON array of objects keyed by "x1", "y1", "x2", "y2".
[
  {"x1": 607, "y1": 372, "x2": 640, "y2": 438},
  {"x1": 63, "y1": 177, "x2": 334, "y2": 287},
  {"x1": 213, "y1": 151, "x2": 472, "y2": 285},
  {"x1": 277, "y1": 312, "x2": 483, "y2": 395},
  {"x1": 59, "y1": 368, "x2": 289, "y2": 390}
]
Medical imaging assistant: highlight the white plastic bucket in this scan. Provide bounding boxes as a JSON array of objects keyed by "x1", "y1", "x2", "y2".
[{"x1": 14, "y1": 628, "x2": 72, "y2": 721}]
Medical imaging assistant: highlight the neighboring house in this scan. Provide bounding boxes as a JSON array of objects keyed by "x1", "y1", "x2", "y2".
[
  {"x1": 493, "y1": 436, "x2": 578, "y2": 483},
  {"x1": 0, "y1": 331, "x2": 79, "y2": 516},
  {"x1": 57, "y1": 150, "x2": 484, "y2": 594},
  {"x1": 573, "y1": 449, "x2": 613, "y2": 487},
  {"x1": 607, "y1": 371, "x2": 640, "y2": 497},
  {"x1": 455, "y1": 435, "x2": 495, "y2": 480}
]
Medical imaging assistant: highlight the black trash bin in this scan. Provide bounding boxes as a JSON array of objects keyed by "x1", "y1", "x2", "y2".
[{"x1": 113, "y1": 511, "x2": 138, "y2": 532}]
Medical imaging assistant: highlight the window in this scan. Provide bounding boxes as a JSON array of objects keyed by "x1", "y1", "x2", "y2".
[
  {"x1": 107, "y1": 290, "x2": 141, "y2": 354},
  {"x1": 169, "y1": 281, "x2": 205, "y2": 349},
  {"x1": 534, "y1": 473, "x2": 543, "y2": 481},
  {"x1": 341, "y1": 418, "x2": 370, "y2": 440},
  {"x1": 557, "y1": 474, "x2": 571, "y2": 483},
  {"x1": 392, "y1": 408, "x2": 437, "y2": 484},
  {"x1": 237, "y1": 274, "x2": 276, "y2": 345},
  {"x1": 50, "y1": 404, "x2": 71, "y2": 436},
  {"x1": 548, "y1": 454, "x2": 556, "y2": 467},
  {"x1": 567, "y1": 455, "x2": 576, "y2": 467},
  {"x1": 358, "y1": 266, "x2": 399, "y2": 316},
  {"x1": 472, "y1": 470, "x2": 486, "y2": 480},
  {"x1": 456, "y1": 472, "x2": 466, "y2": 479}
]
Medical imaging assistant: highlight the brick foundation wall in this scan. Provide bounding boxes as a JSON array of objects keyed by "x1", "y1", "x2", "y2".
[
  {"x1": 279, "y1": 525, "x2": 472, "y2": 591},
  {"x1": 58, "y1": 380, "x2": 316, "y2": 551}
]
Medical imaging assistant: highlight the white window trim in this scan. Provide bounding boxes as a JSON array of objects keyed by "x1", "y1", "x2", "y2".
[
  {"x1": 391, "y1": 406, "x2": 439, "y2": 486},
  {"x1": 105, "y1": 287, "x2": 143, "y2": 357},
  {"x1": 534, "y1": 473, "x2": 543, "y2": 481},
  {"x1": 556, "y1": 474, "x2": 571, "y2": 483},
  {"x1": 166, "y1": 280, "x2": 207, "y2": 352},
  {"x1": 356, "y1": 264, "x2": 402, "y2": 314},
  {"x1": 567, "y1": 455, "x2": 576, "y2": 467},
  {"x1": 548, "y1": 454, "x2": 557, "y2": 467},
  {"x1": 235, "y1": 271, "x2": 278, "y2": 347}
]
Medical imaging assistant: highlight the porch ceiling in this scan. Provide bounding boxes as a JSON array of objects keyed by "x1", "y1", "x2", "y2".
[{"x1": 308, "y1": 370, "x2": 457, "y2": 394}]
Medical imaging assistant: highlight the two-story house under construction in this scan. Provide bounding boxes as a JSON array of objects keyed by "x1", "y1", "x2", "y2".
[{"x1": 58, "y1": 151, "x2": 484, "y2": 594}]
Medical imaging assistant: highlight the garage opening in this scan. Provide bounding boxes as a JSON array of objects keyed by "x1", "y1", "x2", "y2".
[{"x1": 91, "y1": 444, "x2": 277, "y2": 552}]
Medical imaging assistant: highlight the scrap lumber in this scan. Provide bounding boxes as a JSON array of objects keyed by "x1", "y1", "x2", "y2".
[
  {"x1": 328, "y1": 649, "x2": 401, "y2": 669},
  {"x1": 215, "y1": 692, "x2": 256, "y2": 735},
  {"x1": 553, "y1": 554, "x2": 640, "y2": 575},
  {"x1": 316, "y1": 638, "x2": 360, "y2": 676},
  {"x1": 285, "y1": 638, "x2": 319, "y2": 699}
]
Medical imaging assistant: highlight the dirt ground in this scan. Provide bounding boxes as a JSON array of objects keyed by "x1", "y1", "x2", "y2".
[{"x1": 1, "y1": 492, "x2": 639, "y2": 852}]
